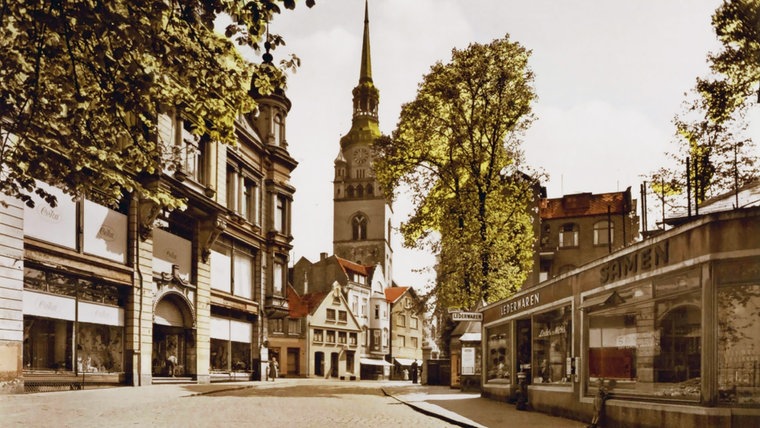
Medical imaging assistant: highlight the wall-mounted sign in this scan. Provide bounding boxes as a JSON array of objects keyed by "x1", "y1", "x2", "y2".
[
  {"x1": 153, "y1": 228, "x2": 191, "y2": 281},
  {"x1": 83, "y1": 200, "x2": 127, "y2": 264},
  {"x1": 500, "y1": 292, "x2": 540, "y2": 316},
  {"x1": 24, "y1": 181, "x2": 76, "y2": 249}
]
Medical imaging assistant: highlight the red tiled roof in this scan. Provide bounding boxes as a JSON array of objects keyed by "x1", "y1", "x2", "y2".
[
  {"x1": 540, "y1": 190, "x2": 630, "y2": 220},
  {"x1": 288, "y1": 285, "x2": 327, "y2": 318},
  {"x1": 384, "y1": 286, "x2": 409, "y2": 303},
  {"x1": 335, "y1": 256, "x2": 373, "y2": 277}
]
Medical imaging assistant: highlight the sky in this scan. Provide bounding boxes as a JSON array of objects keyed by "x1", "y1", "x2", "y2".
[{"x1": 260, "y1": 0, "x2": 756, "y2": 289}]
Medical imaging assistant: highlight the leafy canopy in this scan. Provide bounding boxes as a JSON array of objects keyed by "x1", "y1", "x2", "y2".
[
  {"x1": 0, "y1": 0, "x2": 314, "y2": 209},
  {"x1": 697, "y1": 0, "x2": 760, "y2": 123},
  {"x1": 373, "y1": 35, "x2": 540, "y2": 310},
  {"x1": 648, "y1": 0, "x2": 758, "y2": 211}
]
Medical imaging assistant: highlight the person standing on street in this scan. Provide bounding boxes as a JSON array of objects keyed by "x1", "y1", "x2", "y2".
[
  {"x1": 411, "y1": 360, "x2": 418, "y2": 384},
  {"x1": 269, "y1": 357, "x2": 279, "y2": 381}
]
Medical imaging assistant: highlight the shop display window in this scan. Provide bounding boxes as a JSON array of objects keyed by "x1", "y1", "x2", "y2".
[
  {"x1": 533, "y1": 306, "x2": 572, "y2": 384},
  {"x1": 24, "y1": 317, "x2": 73, "y2": 371},
  {"x1": 486, "y1": 323, "x2": 511, "y2": 384},
  {"x1": 718, "y1": 283, "x2": 760, "y2": 405},
  {"x1": 587, "y1": 275, "x2": 701, "y2": 400},
  {"x1": 77, "y1": 322, "x2": 123, "y2": 373}
]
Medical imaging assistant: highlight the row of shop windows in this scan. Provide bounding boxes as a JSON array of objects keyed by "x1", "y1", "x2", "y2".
[{"x1": 485, "y1": 268, "x2": 760, "y2": 406}]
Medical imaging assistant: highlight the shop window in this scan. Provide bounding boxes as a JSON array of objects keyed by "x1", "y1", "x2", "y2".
[
  {"x1": 593, "y1": 220, "x2": 613, "y2": 246},
  {"x1": 586, "y1": 278, "x2": 701, "y2": 400},
  {"x1": 533, "y1": 306, "x2": 572, "y2": 384},
  {"x1": 718, "y1": 283, "x2": 760, "y2": 405},
  {"x1": 24, "y1": 317, "x2": 73, "y2": 371},
  {"x1": 558, "y1": 223, "x2": 579, "y2": 248},
  {"x1": 486, "y1": 323, "x2": 511, "y2": 384}
]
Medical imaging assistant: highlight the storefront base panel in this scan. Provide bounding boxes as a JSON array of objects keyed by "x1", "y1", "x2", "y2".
[
  {"x1": 0, "y1": 341, "x2": 23, "y2": 394},
  {"x1": 482, "y1": 384, "x2": 515, "y2": 402},
  {"x1": 604, "y1": 399, "x2": 760, "y2": 428},
  {"x1": 529, "y1": 387, "x2": 588, "y2": 423}
]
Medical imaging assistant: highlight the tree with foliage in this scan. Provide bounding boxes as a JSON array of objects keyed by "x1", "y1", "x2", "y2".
[
  {"x1": 0, "y1": 0, "x2": 314, "y2": 210},
  {"x1": 697, "y1": 0, "x2": 759, "y2": 123},
  {"x1": 649, "y1": 94, "x2": 757, "y2": 212},
  {"x1": 373, "y1": 35, "x2": 540, "y2": 311},
  {"x1": 649, "y1": 0, "x2": 758, "y2": 213}
]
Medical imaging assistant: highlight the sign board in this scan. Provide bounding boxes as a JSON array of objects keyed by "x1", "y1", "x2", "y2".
[
  {"x1": 451, "y1": 311, "x2": 483, "y2": 322},
  {"x1": 461, "y1": 347, "x2": 476, "y2": 375}
]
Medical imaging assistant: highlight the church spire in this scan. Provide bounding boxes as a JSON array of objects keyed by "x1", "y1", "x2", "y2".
[
  {"x1": 346, "y1": 0, "x2": 379, "y2": 129},
  {"x1": 359, "y1": 0, "x2": 372, "y2": 84}
]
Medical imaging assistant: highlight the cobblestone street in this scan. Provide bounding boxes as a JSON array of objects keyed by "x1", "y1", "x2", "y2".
[{"x1": 0, "y1": 380, "x2": 457, "y2": 428}]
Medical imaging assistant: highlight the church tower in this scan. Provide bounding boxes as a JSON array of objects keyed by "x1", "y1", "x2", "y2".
[{"x1": 333, "y1": 0, "x2": 393, "y2": 285}]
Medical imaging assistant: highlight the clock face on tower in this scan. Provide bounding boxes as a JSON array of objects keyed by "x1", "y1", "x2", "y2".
[{"x1": 353, "y1": 147, "x2": 370, "y2": 165}]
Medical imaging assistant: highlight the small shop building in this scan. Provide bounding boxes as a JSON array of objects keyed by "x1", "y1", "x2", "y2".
[{"x1": 481, "y1": 206, "x2": 760, "y2": 427}]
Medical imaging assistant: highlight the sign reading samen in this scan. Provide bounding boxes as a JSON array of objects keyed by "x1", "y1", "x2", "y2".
[{"x1": 451, "y1": 312, "x2": 483, "y2": 321}]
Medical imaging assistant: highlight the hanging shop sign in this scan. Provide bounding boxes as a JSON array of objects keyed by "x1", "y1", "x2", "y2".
[{"x1": 451, "y1": 312, "x2": 483, "y2": 322}]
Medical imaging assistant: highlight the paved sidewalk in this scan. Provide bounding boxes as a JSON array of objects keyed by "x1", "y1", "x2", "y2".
[
  {"x1": 0, "y1": 379, "x2": 588, "y2": 428},
  {"x1": 383, "y1": 384, "x2": 587, "y2": 428}
]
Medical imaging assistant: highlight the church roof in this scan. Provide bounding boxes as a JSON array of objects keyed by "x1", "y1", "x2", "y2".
[{"x1": 334, "y1": 148, "x2": 347, "y2": 164}]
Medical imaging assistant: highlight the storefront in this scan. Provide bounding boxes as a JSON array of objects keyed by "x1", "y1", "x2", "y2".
[
  {"x1": 481, "y1": 207, "x2": 760, "y2": 427},
  {"x1": 23, "y1": 267, "x2": 126, "y2": 387}
]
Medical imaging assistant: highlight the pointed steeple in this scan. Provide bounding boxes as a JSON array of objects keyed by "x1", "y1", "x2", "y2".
[
  {"x1": 359, "y1": 0, "x2": 372, "y2": 84},
  {"x1": 341, "y1": 0, "x2": 380, "y2": 149}
]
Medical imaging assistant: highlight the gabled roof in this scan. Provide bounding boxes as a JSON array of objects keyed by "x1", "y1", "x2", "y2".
[
  {"x1": 336, "y1": 256, "x2": 373, "y2": 277},
  {"x1": 540, "y1": 189, "x2": 631, "y2": 220},
  {"x1": 288, "y1": 285, "x2": 327, "y2": 318},
  {"x1": 385, "y1": 286, "x2": 408, "y2": 303}
]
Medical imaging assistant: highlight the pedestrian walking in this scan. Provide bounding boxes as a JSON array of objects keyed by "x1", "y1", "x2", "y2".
[{"x1": 268, "y1": 357, "x2": 279, "y2": 381}]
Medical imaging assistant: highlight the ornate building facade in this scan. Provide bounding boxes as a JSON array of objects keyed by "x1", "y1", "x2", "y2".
[{"x1": 0, "y1": 66, "x2": 296, "y2": 393}]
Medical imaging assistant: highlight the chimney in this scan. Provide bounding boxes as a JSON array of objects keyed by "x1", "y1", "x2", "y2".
[{"x1": 320, "y1": 252, "x2": 328, "y2": 261}]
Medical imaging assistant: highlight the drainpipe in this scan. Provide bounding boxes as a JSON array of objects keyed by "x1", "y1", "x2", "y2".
[{"x1": 134, "y1": 193, "x2": 144, "y2": 386}]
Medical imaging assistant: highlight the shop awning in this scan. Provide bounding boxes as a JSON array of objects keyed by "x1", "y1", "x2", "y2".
[
  {"x1": 360, "y1": 358, "x2": 392, "y2": 367},
  {"x1": 459, "y1": 332, "x2": 481, "y2": 342},
  {"x1": 394, "y1": 358, "x2": 416, "y2": 366},
  {"x1": 580, "y1": 291, "x2": 624, "y2": 310}
]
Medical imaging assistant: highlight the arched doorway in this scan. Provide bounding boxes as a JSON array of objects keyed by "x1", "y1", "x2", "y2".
[{"x1": 153, "y1": 293, "x2": 195, "y2": 378}]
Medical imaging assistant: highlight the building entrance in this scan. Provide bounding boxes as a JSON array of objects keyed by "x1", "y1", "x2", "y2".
[{"x1": 152, "y1": 294, "x2": 194, "y2": 378}]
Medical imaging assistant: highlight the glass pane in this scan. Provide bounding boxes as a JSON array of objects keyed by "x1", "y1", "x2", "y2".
[
  {"x1": 718, "y1": 284, "x2": 760, "y2": 405},
  {"x1": 24, "y1": 317, "x2": 73, "y2": 371},
  {"x1": 486, "y1": 323, "x2": 511, "y2": 384},
  {"x1": 533, "y1": 306, "x2": 572, "y2": 384},
  {"x1": 78, "y1": 322, "x2": 123, "y2": 373},
  {"x1": 588, "y1": 290, "x2": 701, "y2": 400}
]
